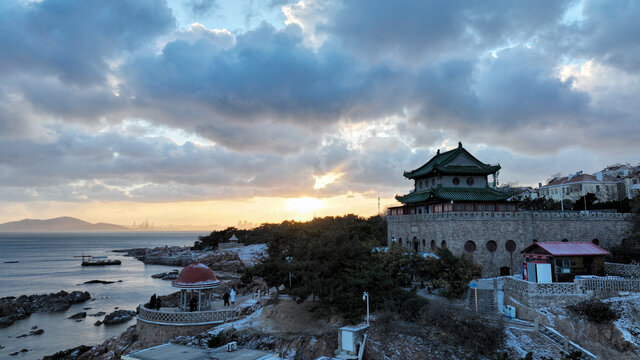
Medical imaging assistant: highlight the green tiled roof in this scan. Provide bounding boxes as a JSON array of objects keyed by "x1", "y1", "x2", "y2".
[
  {"x1": 404, "y1": 143, "x2": 500, "y2": 179},
  {"x1": 396, "y1": 186, "x2": 512, "y2": 204}
]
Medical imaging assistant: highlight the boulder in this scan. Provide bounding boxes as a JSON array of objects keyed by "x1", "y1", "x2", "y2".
[
  {"x1": 68, "y1": 312, "x2": 86, "y2": 319},
  {"x1": 101, "y1": 310, "x2": 136, "y2": 325}
]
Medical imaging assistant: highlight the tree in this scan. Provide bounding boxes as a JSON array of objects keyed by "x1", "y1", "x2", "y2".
[
  {"x1": 610, "y1": 199, "x2": 640, "y2": 263},
  {"x1": 419, "y1": 248, "x2": 482, "y2": 298},
  {"x1": 572, "y1": 193, "x2": 597, "y2": 211},
  {"x1": 519, "y1": 196, "x2": 561, "y2": 210}
]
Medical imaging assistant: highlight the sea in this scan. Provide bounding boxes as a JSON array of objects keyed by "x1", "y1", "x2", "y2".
[{"x1": 0, "y1": 231, "x2": 208, "y2": 359}]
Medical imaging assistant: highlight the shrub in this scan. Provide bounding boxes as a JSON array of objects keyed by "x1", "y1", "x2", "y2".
[
  {"x1": 419, "y1": 301, "x2": 504, "y2": 356},
  {"x1": 567, "y1": 299, "x2": 620, "y2": 324}
]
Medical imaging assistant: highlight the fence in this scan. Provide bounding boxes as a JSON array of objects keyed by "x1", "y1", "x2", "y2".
[
  {"x1": 605, "y1": 262, "x2": 640, "y2": 278},
  {"x1": 504, "y1": 275, "x2": 640, "y2": 296},
  {"x1": 503, "y1": 276, "x2": 578, "y2": 296},
  {"x1": 137, "y1": 304, "x2": 236, "y2": 326},
  {"x1": 577, "y1": 277, "x2": 640, "y2": 292}
]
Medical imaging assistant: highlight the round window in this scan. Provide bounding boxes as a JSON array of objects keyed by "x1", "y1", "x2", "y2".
[
  {"x1": 486, "y1": 240, "x2": 497, "y2": 252},
  {"x1": 452, "y1": 177, "x2": 460, "y2": 186},
  {"x1": 466, "y1": 177, "x2": 474, "y2": 186},
  {"x1": 464, "y1": 241, "x2": 476, "y2": 252},
  {"x1": 505, "y1": 240, "x2": 516, "y2": 252}
]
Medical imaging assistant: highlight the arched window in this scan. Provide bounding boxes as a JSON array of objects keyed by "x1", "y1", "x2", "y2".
[
  {"x1": 500, "y1": 267, "x2": 511, "y2": 276},
  {"x1": 399, "y1": 238, "x2": 402, "y2": 246},
  {"x1": 505, "y1": 240, "x2": 516, "y2": 253},
  {"x1": 464, "y1": 241, "x2": 476, "y2": 252},
  {"x1": 592, "y1": 239, "x2": 600, "y2": 246},
  {"x1": 422, "y1": 239, "x2": 426, "y2": 248},
  {"x1": 486, "y1": 240, "x2": 497, "y2": 252},
  {"x1": 441, "y1": 240, "x2": 447, "y2": 249},
  {"x1": 532, "y1": 239, "x2": 538, "y2": 243},
  {"x1": 561, "y1": 239, "x2": 568, "y2": 242},
  {"x1": 430, "y1": 240, "x2": 436, "y2": 251}
]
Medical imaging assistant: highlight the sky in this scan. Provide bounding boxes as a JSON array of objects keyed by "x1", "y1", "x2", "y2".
[{"x1": 1, "y1": 0, "x2": 639, "y2": 227}]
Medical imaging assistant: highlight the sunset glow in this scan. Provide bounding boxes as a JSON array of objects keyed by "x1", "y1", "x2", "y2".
[{"x1": 0, "y1": 0, "x2": 638, "y2": 228}]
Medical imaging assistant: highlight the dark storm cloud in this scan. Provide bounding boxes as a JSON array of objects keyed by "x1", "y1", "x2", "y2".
[
  {"x1": 0, "y1": 0, "x2": 174, "y2": 85},
  {"x1": 315, "y1": 0, "x2": 573, "y2": 63},
  {"x1": 1, "y1": 0, "x2": 639, "y2": 205},
  {"x1": 577, "y1": 0, "x2": 640, "y2": 72}
]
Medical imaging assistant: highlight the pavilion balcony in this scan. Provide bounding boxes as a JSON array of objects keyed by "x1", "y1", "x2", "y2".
[{"x1": 137, "y1": 304, "x2": 236, "y2": 326}]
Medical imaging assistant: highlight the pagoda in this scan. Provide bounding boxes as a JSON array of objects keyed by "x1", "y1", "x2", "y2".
[{"x1": 389, "y1": 142, "x2": 517, "y2": 215}]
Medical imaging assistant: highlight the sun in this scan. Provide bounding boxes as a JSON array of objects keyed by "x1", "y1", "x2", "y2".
[{"x1": 284, "y1": 197, "x2": 326, "y2": 214}]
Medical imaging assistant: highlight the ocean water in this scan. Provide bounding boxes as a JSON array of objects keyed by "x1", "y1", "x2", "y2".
[{"x1": 0, "y1": 231, "x2": 207, "y2": 359}]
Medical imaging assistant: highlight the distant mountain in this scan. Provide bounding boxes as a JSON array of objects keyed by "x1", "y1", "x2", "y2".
[{"x1": 0, "y1": 216, "x2": 128, "y2": 232}]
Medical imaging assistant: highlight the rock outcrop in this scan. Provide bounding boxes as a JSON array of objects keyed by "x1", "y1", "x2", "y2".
[
  {"x1": 43, "y1": 325, "x2": 140, "y2": 360},
  {"x1": 0, "y1": 290, "x2": 91, "y2": 327},
  {"x1": 100, "y1": 310, "x2": 136, "y2": 325}
]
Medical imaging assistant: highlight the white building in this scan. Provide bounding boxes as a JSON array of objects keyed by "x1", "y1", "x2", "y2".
[{"x1": 538, "y1": 171, "x2": 622, "y2": 203}]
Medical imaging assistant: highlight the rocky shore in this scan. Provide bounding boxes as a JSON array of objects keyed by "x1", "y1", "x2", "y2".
[
  {"x1": 114, "y1": 243, "x2": 267, "y2": 272},
  {"x1": 0, "y1": 290, "x2": 91, "y2": 327}
]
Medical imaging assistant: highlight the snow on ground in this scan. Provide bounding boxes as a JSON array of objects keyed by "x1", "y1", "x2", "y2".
[
  {"x1": 604, "y1": 293, "x2": 640, "y2": 352},
  {"x1": 217, "y1": 244, "x2": 268, "y2": 266},
  {"x1": 503, "y1": 327, "x2": 562, "y2": 360}
]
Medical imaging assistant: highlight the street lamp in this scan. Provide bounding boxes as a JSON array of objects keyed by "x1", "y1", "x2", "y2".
[{"x1": 362, "y1": 291, "x2": 370, "y2": 326}]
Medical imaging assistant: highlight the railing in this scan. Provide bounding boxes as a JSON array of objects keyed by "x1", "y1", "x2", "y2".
[
  {"x1": 137, "y1": 304, "x2": 236, "y2": 326},
  {"x1": 605, "y1": 262, "x2": 640, "y2": 278},
  {"x1": 387, "y1": 212, "x2": 630, "y2": 221},
  {"x1": 503, "y1": 276, "x2": 578, "y2": 296},
  {"x1": 504, "y1": 275, "x2": 640, "y2": 296},
  {"x1": 577, "y1": 278, "x2": 640, "y2": 292}
]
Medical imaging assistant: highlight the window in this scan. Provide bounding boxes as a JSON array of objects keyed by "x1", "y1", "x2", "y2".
[
  {"x1": 596, "y1": 185, "x2": 601, "y2": 192},
  {"x1": 486, "y1": 240, "x2": 497, "y2": 252},
  {"x1": 466, "y1": 177, "x2": 474, "y2": 186},
  {"x1": 562, "y1": 239, "x2": 568, "y2": 242},
  {"x1": 592, "y1": 239, "x2": 600, "y2": 246},
  {"x1": 422, "y1": 239, "x2": 426, "y2": 248},
  {"x1": 441, "y1": 240, "x2": 447, "y2": 248},
  {"x1": 498, "y1": 204, "x2": 507, "y2": 211},
  {"x1": 399, "y1": 238, "x2": 402, "y2": 245},
  {"x1": 505, "y1": 240, "x2": 516, "y2": 252},
  {"x1": 555, "y1": 258, "x2": 571, "y2": 274},
  {"x1": 453, "y1": 177, "x2": 460, "y2": 186},
  {"x1": 430, "y1": 240, "x2": 436, "y2": 250},
  {"x1": 464, "y1": 241, "x2": 476, "y2": 252}
]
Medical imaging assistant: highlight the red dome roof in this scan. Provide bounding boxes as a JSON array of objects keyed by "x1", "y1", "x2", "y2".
[{"x1": 172, "y1": 263, "x2": 219, "y2": 288}]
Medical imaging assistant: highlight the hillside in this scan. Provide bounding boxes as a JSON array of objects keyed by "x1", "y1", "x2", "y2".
[{"x1": 0, "y1": 217, "x2": 128, "y2": 232}]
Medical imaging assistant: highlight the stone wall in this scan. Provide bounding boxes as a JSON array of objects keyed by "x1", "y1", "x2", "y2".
[
  {"x1": 605, "y1": 262, "x2": 640, "y2": 278},
  {"x1": 135, "y1": 320, "x2": 216, "y2": 348},
  {"x1": 387, "y1": 211, "x2": 631, "y2": 276}
]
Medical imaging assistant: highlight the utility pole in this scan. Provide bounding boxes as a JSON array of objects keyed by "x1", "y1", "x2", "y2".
[
  {"x1": 362, "y1": 292, "x2": 370, "y2": 326},
  {"x1": 377, "y1": 197, "x2": 380, "y2": 215}
]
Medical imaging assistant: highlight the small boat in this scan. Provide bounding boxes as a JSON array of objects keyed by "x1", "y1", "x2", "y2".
[{"x1": 80, "y1": 255, "x2": 121, "y2": 266}]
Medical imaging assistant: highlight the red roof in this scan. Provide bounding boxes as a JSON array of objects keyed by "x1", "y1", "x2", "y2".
[
  {"x1": 521, "y1": 242, "x2": 610, "y2": 257},
  {"x1": 172, "y1": 263, "x2": 219, "y2": 288}
]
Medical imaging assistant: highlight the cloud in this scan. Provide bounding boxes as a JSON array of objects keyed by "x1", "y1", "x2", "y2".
[
  {"x1": 0, "y1": 0, "x2": 175, "y2": 85},
  {"x1": 1, "y1": 0, "x2": 640, "y2": 215}
]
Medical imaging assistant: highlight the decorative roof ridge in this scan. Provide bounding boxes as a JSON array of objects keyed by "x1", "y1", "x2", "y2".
[{"x1": 403, "y1": 143, "x2": 499, "y2": 179}]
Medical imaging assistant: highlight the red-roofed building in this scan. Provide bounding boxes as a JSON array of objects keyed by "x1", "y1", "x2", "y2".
[
  {"x1": 521, "y1": 242, "x2": 610, "y2": 282},
  {"x1": 538, "y1": 171, "x2": 623, "y2": 203}
]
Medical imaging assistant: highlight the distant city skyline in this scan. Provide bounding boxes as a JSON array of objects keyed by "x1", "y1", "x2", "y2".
[{"x1": 1, "y1": 0, "x2": 639, "y2": 226}]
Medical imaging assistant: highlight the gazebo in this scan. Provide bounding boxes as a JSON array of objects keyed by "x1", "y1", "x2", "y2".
[{"x1": 171, "y1": 263, "x2": 220, "y2": 311}]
